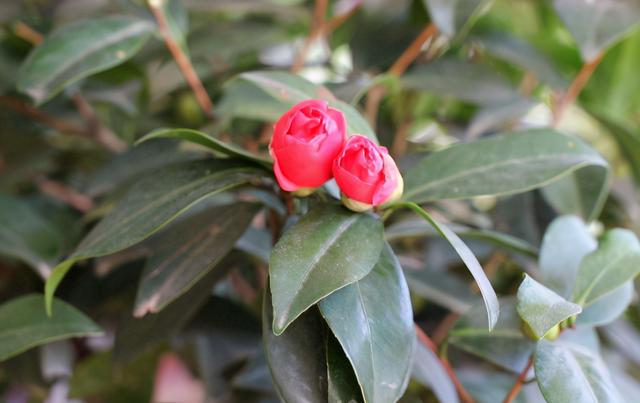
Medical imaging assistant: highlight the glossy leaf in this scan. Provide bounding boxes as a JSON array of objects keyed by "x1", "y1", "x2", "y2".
[
  {"x1": 0, "y1": 294, "x2": 102, "y2": 362},
  {"x1": 17, "y1": 16, "x2": 154, "y2": 104},
  {"x1": 553, "y1": 0, "x2": 640, "y2": 61},
  {"x1": 0, "y1": 194, "x2": 62, "y2": 271},
  {"x1": 318, "y1": 243, "x2": 415, "y2": 403},
  {"x1": 402, "y1": 59, "x2": 522, "y2": 105},
  {"x1": 269, "y1": 204, "x2": 384, "y2": 335},
  {"x1": 573, "y1": 229, "x2": 640, "y2": 306},
  {"x1": 391, "y1": 202, "x2": 499, "y2": 329},
  {"x1": 219, "y1": 71, "x2": 378, "y2": 142},
  {"x1": 114, "y1": 258, "x2": 233, "y2": 364},
  {"x1": 137, "y1": 128, "x2": 272, "y2": 168},
  {"x1": 134, "y1": 202, "x2": 261, "y2": 316},
  {"x1": 403, "y1": 267, "x2": 477, "y2": 314},
  {"x1": 535, "y1": 340, "x2": 623, "y2": 403},
  {"x1": 516, "y1": 275, "x2": 582, "y2": 339},
  {"x1": 423, "y1": 0, "x2": 494, "y2": 37},
  {"x1": 327, "y1": 335, "x2": 363, "y2": 403},
  {"x1": 450, "y1": 299, "x2": 536, "y2": 373},
  {"x1": 263, "y1": 290, "x2": 327, "y2": 403},
  {"x1": 46, "y1": 159, "x2": 264, "y2": 314},
  {"x1": 412, "y1": 337, "x2": 460, "y2": 403},
  {"x1": 539, "y1": 215, "x2": 596, "y2": 298},
  {"x1": 403, "y1": 129, "x2": 609, "y2": 219}
]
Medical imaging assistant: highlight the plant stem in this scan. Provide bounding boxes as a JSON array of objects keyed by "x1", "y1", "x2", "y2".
[
  {"x1": 415, "y1": 324, "x2": 475, "y2": 403},
  {"x1": 291, "y1": 0, "x2": 328, "y2": 72},
  {"x1": 552, "y1": 52, "x2": 604, "y2": 126},
  {"x1": 365, "y1": 23, "x2": 438, "y2": 127},
  {"x1": 149, "y1": 0, "x2": 213, "y2": 117},
  {"x1": 503, "y1": 356, "x2": 534, "y2": 403},
  {"x1": 0, "y1": 96, "x2": 86, "y2": 137}
]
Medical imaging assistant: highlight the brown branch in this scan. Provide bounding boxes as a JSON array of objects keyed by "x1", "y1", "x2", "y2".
[
  {"x1": 552, "y1": 52, "x2": 604, "y2": 126},
  {"x1": 71, "y1": 93, "x2": 127, "y2": 152},
  {"x1": 149, "y1": 0, "x2": 213, "y2": 117},
  {"x1": 503, "y1": 356, "x2": 534, "y2": 403},
  {"x1": 14, "y1": 21, "x2": 43, "y2": 44},
  {"x1": 37, "y1": 178, "x2": 94, "y2": 213},
  {"x1": 325, "y1": 3, "x2": 362, "y2": 33},
  {"x1": 291, "y1": 0, "x2": 329, "y2": 72},
  {"x1": 365, "y1": 23, "x2": 438, "y2": 127},
  {"x1": 415, "y1": 324, "x2": 475, "y2": 403},
  {"x1": 0, "y1": 96, "x2": 86, "y2": 136}
]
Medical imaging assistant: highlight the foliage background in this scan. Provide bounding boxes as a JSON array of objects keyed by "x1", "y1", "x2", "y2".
[{"x1": 2, "y1": 0, "x2": 640, "y2": 402}]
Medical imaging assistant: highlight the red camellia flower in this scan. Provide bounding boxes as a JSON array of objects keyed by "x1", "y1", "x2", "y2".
[
  {"x1": 333, "y1": 135, "x2": 403, "y2": 211},
  {"x1": 269, "y1": 99, "x2": 346, "y2": 193}
]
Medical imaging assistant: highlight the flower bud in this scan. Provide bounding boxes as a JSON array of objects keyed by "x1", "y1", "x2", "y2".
[
  {"x1": 333, "y1": 135, "x2": 403, "y2": 211},
  {"x1": 269, "y1": 100, "x2": 346, "y2": 192}
]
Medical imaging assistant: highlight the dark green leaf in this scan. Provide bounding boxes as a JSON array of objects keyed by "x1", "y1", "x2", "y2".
[
  {"x1": 412, "y1": 337, "x2": 459, "y2": 403},
  {"x1": 17, "y1": 16, "x2": 154, "y2": 104},
  {"x1": 450, "y1": 299, "x2": 536, "y2": 373},
  {"x1": 535, "y1": 340, "x2": 623, "y2": 403},
  {"x1": 392, "y1": 202, "x2": 499, "y2": 329},
  {"x1": 539, "y1": 215, "x2": 596, "y2": 298},
  {"x1": 262, "y1": 289, "x2": 327, "y2": 403},
  {"x1": 423, "y1": 0, "x2": 494, "y2": 37},
  {"x1": 404, "y1": 267, "x2": 477, "y2": 314},
  {"x1": 318, "y1": 244, "x2": 415, "y2": 403},
  {"x1": 46, "y1": 159, "x2": 264, "y2": 314},
  {"x1": 553, "y1": 0, "x2": 640, "y2": 61},
  {"x1": 573, "y1": 229, "x2": 640, "y2": 306},
  {"x1": 516, "y1": 275, "x2": 581, "y2": 339},
  {"x1": 134, "y1": 202, "x2": 261, "y2": 316},
  {"x1": 0, "y1": 194, "x2": 62, "y2": 271},
  {"x1": 593, "y1": 113, "x2": 640, "y2": 183},
  {"x1": 0, "y1": 294, "x2": 102, "y2": 362},
  {"x1": 114, "y1": 258, "x2": 232, "y2": 364},
  {"x1": 136, "y1": 128, "x2": 273, "y2": 168},
  {"x1": 402, "y1": 59, "x2": 522, "y2": 105},
  {"x1": 403, "y1": 129, "x2": 609, "y2": 219},
  {"x1": 269, "y1": 204, "x2": 383, "y2": 335},
  {"x1": 327, "y1": 335, "x2": 364, "y2": 403}
]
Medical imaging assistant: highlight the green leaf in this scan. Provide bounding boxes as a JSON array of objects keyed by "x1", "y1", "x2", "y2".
[
  {"x1": 0, "y1": 194, "x2": 62, "y2": 271},
  {"x1": 516, "y1": 275, "x2": 582, "y2": 340},
  {"x1": 136, "y1": 128, "x2": 273, "y2": 168},
  {"x1": 386, "y1": 219, "x2": 538, "y2": 257},
  {"x1": 450, "y1": 298, "x2": 536, "y2": 373},
  {"x1": 412, "y1": 337, "x2": 460, "y2": 403},
  {"x1": 403, "y1": 129, "x2": 609, "y2": 219},
  {"x1": 401, "y1": 59, "x2": 522, "y2": 105},
  {"x1": 539, "y1": 215, "x2": 597, "y2": 299},
  {"x1": 263, "y1": 290, "x2": 328, "y2": 403},
  {"x1": 535, "y1": 340, "x2": 623, "y2": 403},
  {"x1": 0, "y1": 294, "x2": 102, "y2": 362},
  {"x1": 134, "y1": 202, "x2": 261, "y2": 316},
  {"x1": 269, "y1": 204, "x2": 383, "y2": 335},
  {"x1": 593, "y1": 113, "x2": 640, "y2": 183},
  {"x1": 46, "y1": 159, "x2": 264, "y2": 314},
  {"x1": 473, "y1": 33, "x2": 567, "y2": 89},
  {"x1": 553, "y1": 0, "x2": 640, "y2": 61},
  {"x1": 114, "y1": 257, "x2": 233, "y2": 364},
  {"x1": 573, "y1": 229, "x2": 640, "y2": 306},
  {"x1": 219, "y1": 71, "x2": 378, "y2": 142},
  {"x1": 423, "y1": 0, "x2": 494, "y2": 37},
  {"x1": 318, "y1": 243, "x2": 415, "y2": 403},
  {"x1": 404, "y1": 267, "x2": 477, "y2": 314},
  {"x1": 327, "y1": 335, "x2": 364, "y2": 403},
  {"x1": 541, "y1": 164, "x2": 610, "y2": 221},
  {"x1": 577, "y1": 282, "x2": 633, "y2": 327},
  {"x1": 17, "y1": 16, "x2": 154, "y2": 104},
  {"x1": 390, "y1": 202, "x2": 499, "y2": 329}
]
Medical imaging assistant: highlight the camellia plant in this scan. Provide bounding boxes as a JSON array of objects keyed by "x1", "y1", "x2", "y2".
[{"x1": 2, "y1": 0, "x2": 640, "y2": 402}]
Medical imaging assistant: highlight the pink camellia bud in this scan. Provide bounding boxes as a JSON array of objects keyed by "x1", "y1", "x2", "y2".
[
  {"x1": 333, "y1": 135, "x2": 403, "y2": 212},
  {"x1": 269, "y1": 99, "x2": 346, "y2": 193}
]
